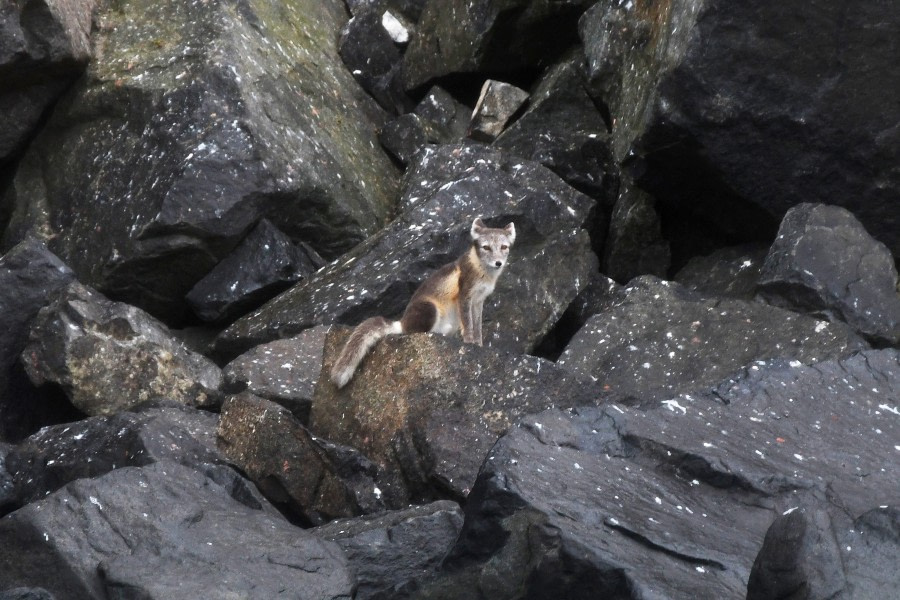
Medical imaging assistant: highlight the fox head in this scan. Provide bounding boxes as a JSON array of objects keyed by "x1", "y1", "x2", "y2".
[{"x1": 471, "y1": 217, "x2": 516, "y2": 272}]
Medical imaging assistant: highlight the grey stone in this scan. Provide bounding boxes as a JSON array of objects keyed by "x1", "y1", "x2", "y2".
[
  {"x1": 602, "y1": 175, "x2": 670, "y2": 282},
  {"x1": 675, "y1": 243, "x2": 770, "y2": 300},
  {"x1": 467, "y1": 80, "x2": 528, "y2": 143}
]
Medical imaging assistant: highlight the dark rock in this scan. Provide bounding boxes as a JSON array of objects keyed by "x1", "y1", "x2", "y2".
[
  {"x1": 757, "y1": 203, "x2": 900, "y2": 346},
  {"x1": 186, "y1": 219, "x2": 324, "y2": 323},
  {"x1": 401, "y1": 0, "x2": 595, "y2": 91},
  {"x1": 675, "y1": 243, "x2": 769, "y2": 300},
  {"x1": 222, "y1": 326, "x2": 330, "y2": 424},
  {"x1": 601, "y1": 175, "x2": 670, "y2": 282},
  {"x1": 315, "y1": 501, "x2": 464, "y2": 600},
  {"x1": 413, "y1": 349, "x2": 898, "y2": 598},
  {"x1": 217, "y1": 392, "x2": 385, "y2": 525},
  {"x1": 313, "y1": 328, "x2": 603, "y2": 507},
  {"x1": 558, "y1": 276, "x2": 867, "y2": 407},
  {"x1": 3, "y1": 0, "x2": 399, "y2": 322},
  {"x1": 0, "y1": 0, "x2": 96, "y2": 163},
  {"x1": 413, "y1": 86, "x2": 470, "y2": 140},
  {"x1": 346, "y1": 0, "x2": 427, "y2": 24},
  {"x1": 379, "y1": 113, "x2": 441, "y2": 166},
  {"x1": 22, "y1": 282, "x2": 222, "y2": 416},
  {"x1": 0, "y1": 442, "x2": 13, "y2": 511},
  {"x1": 0, "y1": 461, "x2": 354, "y2": 599},
  {"x1": 0, "y1": 238, "x2": 76, "y2": 441},
  {"x1": 0, "y1": 589, "x2": 55, "y2": 600},
  {"x1": 216, "y1": 143, "x2": 598, "y2": 359},
  {"x1": 467, "y1": 80, "x2": 528, "y2": 143}
]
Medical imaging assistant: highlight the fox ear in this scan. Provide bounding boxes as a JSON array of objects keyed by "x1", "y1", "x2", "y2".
[
  {"x1": 504, "y1": 222, "x2": 516, "y2": 245},
  {"x1": 471, "y1": 217, "x2": 485, "y2": 239}
]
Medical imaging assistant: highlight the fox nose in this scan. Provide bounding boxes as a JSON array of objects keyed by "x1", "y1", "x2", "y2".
[{"x1": 494, "y1": 260, "x2": 503, "y2": 268}]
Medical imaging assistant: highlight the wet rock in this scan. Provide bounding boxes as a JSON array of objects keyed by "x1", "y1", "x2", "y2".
[
  {"x1": 186, "y1": 219, "x2": 324, "y2": 324},
  {"x1": 757, "y1": 203, "x2": 900, "y2": 346},
  {"x1": 3, "y1": 0, "x2": 398, "y2": 322},
  {"x1": 315, "y1": 501, "x2": 464, "y2": 600},
  {"x1": 313, "y1": 328, "x2": 603, "y2": 507},
  {"x1": 558, "y1": 276, "x2": 867, "y2": 407},
  {"x1": 675, "y1": 243, "x2": 769, "y2": 300},
  {"x1": 222, "y1": 326, "x2": 330, "y2": 424},
  {"x1": 601, "y1": 176, "x2": 670, "y2": 282},
  {"x1": 0, "y1": 239, "x2": 76, "y2": 441},
  {"x1": 217, "y1": 392, "x2": 385, "y2": 524},
  {"x1": 216, "y1": 143, "x2": 598, "y2": 359},
  {"x1": 0, "y1": 461, "x2": 354, "y2": 599},
  {"x1": 467, "y1": 80, "x2": 528, "y2": 143},
  {"x1": 22, "y1": 282, "x2": 222, "y2": 416},
  {"x1": 0, "y1": 0, "x2": 97, "y2": 163}
]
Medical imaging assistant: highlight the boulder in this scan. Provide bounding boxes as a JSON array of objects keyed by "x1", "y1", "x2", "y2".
[
  {"x1": 22, "y1": 282, "x2": 222, "y2": 416},
  {"x1": 380, "y1": 87, "x2": 470, "y2": 165},
  {"x1": 0, "y1": 442, "x2": 13, "y2": 512},
  {"x1": 0, "y1": 590, "x2": 55, "y2": 600},
  {"x1": 0, "y1": 461, "x2": 354, "y2": 599},
  {"x1": 222, "y1": 325, "x2": 330, "y2": 424},
  {"x1": 675, "y1": 243, "x2": 769, "y2": 300},
  {"x1": 313, "y1": 328, "x2": 603, "y2": 507},
  {"x1": 757, "y1": 203, "x2": 900, "y2": 346},
  {"x1": 467, "y1": 80, "x2": 529, "y2": 143},
  {"x1": 216, "y1": 142, "x2": 598, "y2": 359},
  {"x1": 413, "y1": 86, "x2": 470, "y2": 140},
  {"x1": 0, "y1": 238, "x2": 76, "y2": 441},
  {"x1": 217, "y1": 392, "x2": 385, "y2": 524},
  {"x1": 315, "y1": 501, "x2": 464, "y2": 600},
  {"x1": 2, "y1": 0, "x2": 398, "y2": 321},
  {"x1": 557, "y1": 276, "x2": 867, "y2": 407},
  {"x1": 186, "y1": 219, "x2": 324, "y2": 323},
  {"x1": 601, "y1": 175, "x2": 670, "y2": 282}
]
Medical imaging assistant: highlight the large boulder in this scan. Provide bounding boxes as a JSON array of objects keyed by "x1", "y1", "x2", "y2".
[
  {"x1": 674, "y1": 243, "x2": 769, "y2": 300},
  {"x1": 22, "y1": 282, "x2": 223, "y2": 416},
  {"x1": 557, "y1": 276, "x2": 867, "y2": 406},
  {"x1": 2, "y1": 0, "x2": 399, "y2": 321},
  {"x1": 0, "y1": 461, "x2": 354, "y2": 599},
  {"x1": 216, "y1": 142, "x2": 598, "y2": 359},
  {"x1": 757, "y1": 203, "x2": 900, "y2": 346},
  {"x1": 313, "y1": 329, "x2": 603, "y2": 507}
]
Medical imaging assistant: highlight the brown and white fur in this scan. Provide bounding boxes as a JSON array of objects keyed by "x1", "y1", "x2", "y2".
[{"x1": 330, "y1": 217, "x2": 516, "y2": 388}]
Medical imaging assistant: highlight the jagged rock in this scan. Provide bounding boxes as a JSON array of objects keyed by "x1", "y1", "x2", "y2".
[
  {"x1": 313, "y1": 329, "x2": 603, "y2": 507},
  {"x1": 346, "y1": 0, "x2": 427, "y2": 24},
  {"x1": 217, "y1": 392, "x2": 385, "y2": 524},
  {"x1": 0, "y1": 442, "x2": 13, "y2": 512},
  {"x1": 401, "y1": 0, "x2": 595, "y2": 90},
  {"x1": 186, "y1": 219, "x2": 324, "y2": 323},
  {"x1": 675, "y1": 243, "x2": 769, "y2": 300},
  {"x1": 379, "y1": 113, "x2": 442, "y2": 166},
  {"x1": 0, "y1": 0, "x2": 96, "y2": 163},
  {"x1": 222, "y1": 326, "x2": 330, "y2": 424},
  {"x1": 22, "y1": 282, "x2": 222, "y2": 416},
  {"x1": 601, "y1": 176, "x2": 670, "y2": 282},
  {"x1": 558, "y1": 276, "x2": 867, "y2": 406},
  {"x1": 413, "y1": 86, "x2": 470, "y2": 140},
  {"x1": 467, "y1": 80, "x2": 529, "y2": 143},
  {"x1": 216, "y1": 142, "x2": 598, "y2": 359},
  {"x1": 0, "y1": 461, "x2": 354, "y2": 599},
  {"x1": 411, "y1": 349, "x2": 898, "y2": 598},
  {"x1": 315, "y1": 501, "x2": 464, "y2": 600},
  {"x1": 757, "y1": 203, "x2": 900, "y2": 345},
  {"x1": 0, "y1": 239, "x2": 76, "y2": 441},
  {"x1": 2, "y1": 403, "x2": 226, "y2": 513},
  {"x1": 2, "y1": 0, "x2": 398, "y2": 322},
  {"x1": 0, "y1": 590, "x2": 55, "y2": 600}
]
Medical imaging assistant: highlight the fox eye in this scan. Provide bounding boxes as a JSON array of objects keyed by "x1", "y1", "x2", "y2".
[
  {"x1": 500, "y1": 245, "x2": 508, "y2": 250},
  {"x1": 482, "y1": 245, "x2": 491, "y2": 251}
]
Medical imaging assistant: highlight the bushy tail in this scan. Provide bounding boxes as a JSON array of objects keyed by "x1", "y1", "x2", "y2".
[{"x1": 330, "y1": 317, "x2": 402, "y2": 388}]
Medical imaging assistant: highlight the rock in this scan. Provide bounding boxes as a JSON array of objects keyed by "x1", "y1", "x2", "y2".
[
  {"x1": 401, "y1": 0, "x2": 595, "y2": 91},
  {"x1": 675, "y1": 243, "x2": 769, "y2": 300},
  {"x1": 0, "y1": 239, "x2": 76, "y2": 441},
  {"x1": 757, "y1": 203, "x2": 900, "y2": 346},
  {"x1": 22, "y1": 282, "x2": 223, "y2": 416},
  {"x1": 601, "y1": 175, "x2": 670, "y2": 282},
  {"x1": 216, "y1": 143, "x2": 598, "y2": 359},
  {"x1": 0, "y1": 461, "x2": 354, "y2": 599},
  {"x1": 412, "y1": 349, "x2": 898, "y2": 598},
  {"x1": 378, "y1": 113, "x2": 443, "y2": 166},
  {"x1": 467, "y1": 80, "x2": 529, "y2": 143},
  {"x1": 315, "y1": 501, "x2": 464, "y2": 600},
  {"x1": 0, "y1": 0, "x2": 97, "y2": 163},
  {"x1": 313, "y1": 328, "x2": 603, "y2": 507},
  {"x1": 222, "y1": 326, "x2": 330, "y2": 424},
  {"x1": 3, "y1": 0, "x2": 399, "y2": 322},
  {"x1": 217, "y1": 393, "x2": 385, "y2": 524},
  {"x1": 0, "y1": 590, "x2": 55, "y2": 600},
  {"x1": 557, "y1": 276, "x2": 867, "y2": 407},
  {"x1": 186, "y1": 219, "x2": 324, "y2": 324},
  {"x1": 0, "y1": 442, "x2": 13, "y2": 512},
  {"x1": 413, "y1": 86, "x2": 470, "y2": 140},
  {"x1": 2, "y1": 403, "x2": 225, "y2": 512}
]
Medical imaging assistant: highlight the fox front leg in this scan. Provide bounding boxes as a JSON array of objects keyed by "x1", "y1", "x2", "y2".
[
  {"x1": 472, "y1": 297, "x2": 485, "y2": 346},
  {"x1": 459, "y1": 294, "x2": 476, "y2": 344}
]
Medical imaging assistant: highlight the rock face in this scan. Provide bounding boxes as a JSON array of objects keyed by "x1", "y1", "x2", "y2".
[
  {"x1": 675, "y1": 243, "x2": 769, "y2": 300},
  {"x1": 0, "y1": 461, "x2": 354, "y2": 600},
  {"x1": 411, "y1": 348, "x2": 899, "y2": 599},
  {"x1": 313, "y1": 328, "x2": 603, "y2": 507},
  {"x1": 757, "y1": 203, "x2": 900, "y2": 346},
  {"x1": 23, "y1": 282, "x2": 222, "y2": 416},
  {"x1": 467, "y1": 80, "x2": 529, "y2": 143},
  {"x1": 3, "y1": 0, "x2": 398, "y2": 321},
  {"x1": 558, "y1": 276, "x2": 867, "y2": 406},
  {"x1": 216, "y1": 143, "x2": 598, "y2": 359},
  {"x1": 601, "y1": 176, "x2": 670, "y2": 282}
]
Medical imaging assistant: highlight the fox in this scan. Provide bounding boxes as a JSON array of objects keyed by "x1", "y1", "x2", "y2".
[{"x1": 330, "y1": 217, "x2": 516, "y2": 388}]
